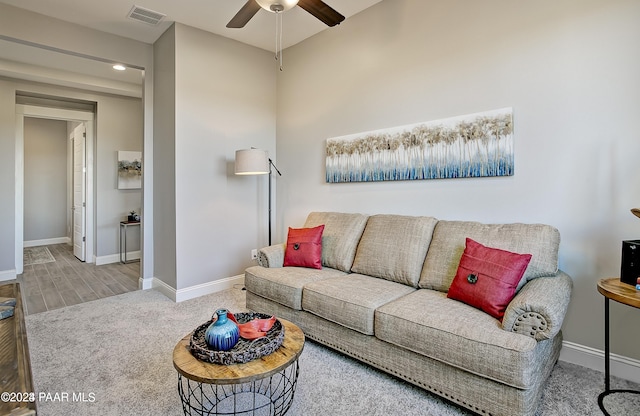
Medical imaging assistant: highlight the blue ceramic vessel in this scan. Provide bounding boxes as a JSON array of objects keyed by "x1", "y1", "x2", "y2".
[{"x1": 205, "y1": 309, "x2": 239, "y2": 351}]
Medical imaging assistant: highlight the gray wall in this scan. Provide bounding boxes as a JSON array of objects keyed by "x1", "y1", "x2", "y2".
[
  {"x1": 0, "y1": 78, "x2": 142, "y2": 266},
  {"x1": 95, "y1": 95, "x2": 143, "y2": 258},
  {"x1": 154, "y1": 23, "x2": 276, "y2": 291},
  {"x1": 0, "y1": 80, "x2": 17, "y2": 275},
  {"x1": 173, "y1": 23, "x2": 276, "y2": 290},
  {"x1": 23, "y1": 117, "x2": 68, "y2": 242},
  {"x1": 153, "y1": 25, "x2": 177, "y2": 289},
  {"x1": 276, "y1": 0, "x2": 640, "y2": 361},
  {"x1": 0, "y1": 2, "x2": 153, "y2": 279},
  {"x1": 3, "y1": 0, "x2": 638, "y2": 369}
]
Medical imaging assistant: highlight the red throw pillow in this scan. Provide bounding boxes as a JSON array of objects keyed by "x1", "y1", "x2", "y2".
[
  {"x1": 283, "y1": 225, "x2": 325, "y2": 269},
  {"x1": 447, "y1": 238, "x2": 532, "y2": 320}
]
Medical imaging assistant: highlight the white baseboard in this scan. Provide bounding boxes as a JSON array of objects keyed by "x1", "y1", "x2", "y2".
[
  {"x1": 560, "y1": 340, "x2": 640, "y2": 384},
  {"x1": 24, "y1": 237, "x2": 70, "y2": 247},
  {"x1": 139, "y1": 276, "x2": 154, "y2": 290},
  {"x1": 95, "y1": 251, "x2": 141, "y2": 266},
  {"x1": 0, "y1": 269, "x2": 17, "y2": 282},
  {"x1": 150, "y1": 274, "x2": 245, "y2": 302}
]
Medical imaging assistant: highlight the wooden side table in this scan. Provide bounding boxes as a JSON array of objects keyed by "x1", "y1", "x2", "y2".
[
  {"x1": 173, "y1": 318, "x2": 305, "y2": 415},
  {"x1": 596, "y1": 278, "x2": 640, "y2": 415}
]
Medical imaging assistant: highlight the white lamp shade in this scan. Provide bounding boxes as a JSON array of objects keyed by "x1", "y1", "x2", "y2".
[{"x1": 235, "y1": 149, "x2": 269, "y2": 175}]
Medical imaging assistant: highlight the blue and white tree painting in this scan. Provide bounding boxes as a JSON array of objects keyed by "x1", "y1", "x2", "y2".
[{"x1": 325, "y1": 108, "x2": 513, "y2": 183}]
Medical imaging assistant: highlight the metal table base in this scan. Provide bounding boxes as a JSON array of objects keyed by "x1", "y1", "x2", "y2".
[
  {"x1": 597, "y1": 296, "x2": 640, "y2": 415},
  {"x1": 177, "y1": 360, "x2": 299, "y2": 416}
]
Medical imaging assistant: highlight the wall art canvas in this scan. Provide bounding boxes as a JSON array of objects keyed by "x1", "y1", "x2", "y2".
[
  {"x1": 117, "y1": 151, "x2": 142, "y2": 189},
  {"x1": 326, "y1": 108, "x2": 514, "y2": 183}
]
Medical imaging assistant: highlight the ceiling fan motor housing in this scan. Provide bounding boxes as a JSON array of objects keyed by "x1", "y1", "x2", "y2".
[
  {"x1": 256, "y1": 0, "x2": 299, "y2": 13},
  {"x1": 227, "y1": 0, "x2": 345, "y2": 29}
]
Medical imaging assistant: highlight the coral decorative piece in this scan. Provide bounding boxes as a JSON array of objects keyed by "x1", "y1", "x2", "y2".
[{"x1": 227, "y1": 312, "x2": 276, "y2": 340}]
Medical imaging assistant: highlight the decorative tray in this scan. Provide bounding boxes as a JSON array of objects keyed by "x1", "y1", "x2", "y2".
[{"x1": 189, "y1": 312, "x2": 285, "y2": 365}]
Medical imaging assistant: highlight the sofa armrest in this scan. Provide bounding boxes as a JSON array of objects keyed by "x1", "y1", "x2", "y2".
[
  {"x1": 256, "y1": 244, "x2": 286, "y2": 268},
  {"x1": 502, "y1": 271, "x2": 573, "y2": 341}
]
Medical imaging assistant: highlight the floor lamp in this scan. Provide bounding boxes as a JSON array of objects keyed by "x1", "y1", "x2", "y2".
[{"x1": 235, "y1": 149, "x2": 281, "y2": 246}]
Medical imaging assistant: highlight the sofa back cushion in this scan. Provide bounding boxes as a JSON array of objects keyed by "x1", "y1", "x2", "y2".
[
  {"x1": 351, "y1": 215, "x2": 438, "y2": 287},
  {"x1": 304, "y1": 212, "x2": 369, "y2": 272},
  {"x1": 419, "y1": 221, "x2": 560, "y2": 292}
]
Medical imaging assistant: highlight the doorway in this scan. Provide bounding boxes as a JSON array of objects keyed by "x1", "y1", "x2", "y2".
[
  {"x1": 22, "y1": 116, "x2": 85, "y2": 260},
  {"x1": 2, "y1": 36, "x2": 151, "y2": 287},
  {"x1": 15, "y1": 104, "x2": 95, "y2": 275}
]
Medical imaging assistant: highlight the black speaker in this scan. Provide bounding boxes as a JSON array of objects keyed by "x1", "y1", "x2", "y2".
[{"x1": 620, "y1": 240, "x2": 640, "y2": 286}]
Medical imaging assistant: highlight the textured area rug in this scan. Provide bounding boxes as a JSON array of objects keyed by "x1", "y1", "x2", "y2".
[
  {"x1": 23, "y1": 246, "x2": 55, "y2": 266},
  {"x1": 25, "y1": 288, "x2": 640, "y2": 416}
]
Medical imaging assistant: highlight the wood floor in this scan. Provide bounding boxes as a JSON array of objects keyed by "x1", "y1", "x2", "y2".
[{"x1": 16, "y1": 244, "x2": 140, "y2": 315}]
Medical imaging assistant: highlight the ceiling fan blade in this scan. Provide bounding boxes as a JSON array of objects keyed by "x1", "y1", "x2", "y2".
[
  {"x1": 226, "y1": 0, "x2": 262, "y2": 28},
  {"x1": 297, "y1": 0, "x2": 345, "y2": 27}
]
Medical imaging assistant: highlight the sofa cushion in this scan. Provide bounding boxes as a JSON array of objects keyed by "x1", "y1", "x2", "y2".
[
  {"x1": 351, "y1": 215, "x2": 438, "y2": 287},
  {"x1": 420, "y1": 221, "x2": 560, "y2": 292},
  {"x1": 244, "y1": 265, "x2": 346, "y2": 310},
  {"x1": 304, "y1": 212, "x2": 369, "y2": 272},
  {"x1": 302, "y1": 274, "x2": 416, "y2": 335},
  {"x1": 375, "y1": 289, "x2": 538, "y2": 388},
  {"x1": 283, "y1": 225, "x2": 325, "y2": 269},
  {"x1": 447, "y1": 238, "x2": 532, "y2": 320}
]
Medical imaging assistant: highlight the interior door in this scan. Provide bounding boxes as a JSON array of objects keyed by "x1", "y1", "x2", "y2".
[{"x1": 72, "y1": 123, "x2": 86, "y2": 261}]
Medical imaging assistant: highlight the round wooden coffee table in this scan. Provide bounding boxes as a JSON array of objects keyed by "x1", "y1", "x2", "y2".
[{"x1": 173, "y1": 318, "x2": 305, "y2": 416}]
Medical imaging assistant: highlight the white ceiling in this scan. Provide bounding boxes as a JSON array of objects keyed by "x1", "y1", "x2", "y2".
[
  {"x1": 0, "y1": 0, "x2": 381, "y2": 95},
  {"x1": 0, "y1": 0, "x2": 383, "y2": 51},
  {"x1": 0, "y1": 38, "x2": 144, "y2": 95}
]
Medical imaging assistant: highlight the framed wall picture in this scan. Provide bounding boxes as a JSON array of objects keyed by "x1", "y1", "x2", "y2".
[
  {"x1": 326, "y1": 108, "x2": 514, "y2": 183},
  {"x1": 117, "y1": 151, "x2": 142, "y2": 189}
]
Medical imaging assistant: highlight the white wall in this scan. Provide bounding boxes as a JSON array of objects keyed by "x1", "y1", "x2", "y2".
[
  {"x1": 276, "y1": 0, "x2": 640, "y2": 361},
  {"x1": 23, "y1": 117, "x2": 67, "y2": 242}
]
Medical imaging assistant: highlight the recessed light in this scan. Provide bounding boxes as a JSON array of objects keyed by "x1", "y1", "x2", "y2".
[{"x1": 113, "y1": 64, "x2": 126, "y2": 71}]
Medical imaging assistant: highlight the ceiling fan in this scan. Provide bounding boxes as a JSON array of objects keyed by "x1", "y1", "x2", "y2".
[{"x1": 226, "y1": 0, "x2": 345, "y2": 28}]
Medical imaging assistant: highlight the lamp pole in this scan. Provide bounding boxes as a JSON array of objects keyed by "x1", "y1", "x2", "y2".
[{"x1": 268, "y1": 158, "x2": 282, "y2": 246}]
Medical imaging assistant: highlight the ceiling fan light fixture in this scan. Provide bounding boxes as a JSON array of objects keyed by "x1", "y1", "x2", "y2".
[{"x1": 256, "y1": 0, "x2": 299, "y2": 13}]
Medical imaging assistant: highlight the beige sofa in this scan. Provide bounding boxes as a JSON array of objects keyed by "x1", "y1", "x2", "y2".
[{"x1": 244, "y1": 212, "x2": 572, "y2": 416}]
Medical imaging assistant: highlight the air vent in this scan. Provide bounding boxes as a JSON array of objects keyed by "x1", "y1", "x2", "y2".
[{"x1": 127, "y1": 5, "x2": 166, "y2": 26}]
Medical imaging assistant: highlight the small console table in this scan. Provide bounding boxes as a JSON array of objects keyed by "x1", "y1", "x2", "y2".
[
  {"x1": 596, "y1": 277, "x2": 640, "y2": 415},
  {"x1": 119, "y1": 220, "x2": 140, "y2": 264}
]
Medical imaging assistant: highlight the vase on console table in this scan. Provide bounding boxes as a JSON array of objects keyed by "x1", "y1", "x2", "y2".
[{"x1": 205, "y1": 309, "x2": 239, "y2": 351}]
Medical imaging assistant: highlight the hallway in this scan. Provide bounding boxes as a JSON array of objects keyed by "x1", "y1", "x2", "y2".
[{"x1": 17, "y1": 244, "x2": 139, "y2": 315}]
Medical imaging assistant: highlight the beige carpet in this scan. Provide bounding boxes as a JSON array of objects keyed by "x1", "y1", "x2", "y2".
[
  {"x1": 25, "y1": 288, "x2": 640, "y2": 416},
  {"x1": 23, "y1": 246, "x2": 55, "y2": 266}
]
